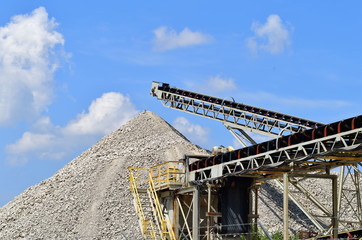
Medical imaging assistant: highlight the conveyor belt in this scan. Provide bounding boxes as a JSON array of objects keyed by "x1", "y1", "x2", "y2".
[
  {"x1": 151, "y1": 82, "x2": 324, "y2": 137},
  {"x1": 151, "y1": 81, "x2": 362, "y2": 235},
  {"x1": 189, "y1": 115, "x2": 362, "y2": 181},
  {"x1": 151, "y1": 82, "x2": 362, "y2": 181}
]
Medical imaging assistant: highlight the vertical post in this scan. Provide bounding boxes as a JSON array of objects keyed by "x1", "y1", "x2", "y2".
[
  {"x1": 193, "y1": 186, "x2": 200, "y2": 240},
  {"x1": 174, "y1": 196, "x2": 179, "y2": 239},
  {"x1": 207, "y1": 184, "x2": 211, "y2": 240},
  {"x1": 185, "y1": 156, "x2": 190, "y2": 186},
  {"x1": 248, "y1": 180, "x2": 259, "y2": 240},
  {"x1": 354, "y1": 166, "x2": 362, "y2": 225},
  {"x1": 254, "y1": 183, "x2": 259, "y2": 237},
  {"x1": 332, "y1": 176, "x2": 338, "y2": 239},
  {"x1": 248, "y1": 184, "x2": 253, "y2": 240},
  {"x1": 283, "y1": 173, "x2": 289, "y2": 240},
  {"x1": 337, "y1": 166, "x2": 344, "y2": 213}
]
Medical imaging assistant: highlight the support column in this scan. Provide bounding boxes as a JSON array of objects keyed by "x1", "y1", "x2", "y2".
[
  {"x1": 283, "y1": 173, "x2": 289, "y2": 240},
  {"x1": 332, "y1": 176, "x2": 338, "y2": 239},
  {"x1": 193, "y1": 186, "x2": 200, "y2": 240},
  {"x1": 354, "y1": 166, "x2": 362, "y2": 226},
  {"x1": 337, "y1": 166, "x2": 344, "y2": 213},
  {"x1": 174, "y1": 196, "x2": 179, "y2": 239},
  {"x1": 248, "y1": 185, "x2": 253, "y2": 240},
  {"x1": 207, "y1": 184, "x2": 211, "y2": 240},
  {"x1": 254, "y1": 184, "x2": 259, "y2": 236},
  {"x1": 248, "y1": 180, "x2": 260, "y2": 240}
]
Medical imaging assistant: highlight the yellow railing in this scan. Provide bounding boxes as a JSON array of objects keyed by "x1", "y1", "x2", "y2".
[
  {"x1": 129, "y1": 169, "x2": 159, "y2": 239},
  {"x1": 148, "y1": 172, "x2": 176, "y2": 240},
  {"x1": 129, "y1": 161, "x2": 184, "y2": 240},
  {"x1": 150, "y1": 161, "x2": 185, "y2": 190}
]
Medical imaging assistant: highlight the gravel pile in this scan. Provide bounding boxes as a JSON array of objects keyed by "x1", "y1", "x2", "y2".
[
  {"x1": 0, "y1": 111, "x2": 360, "y2": 239},
  {"x1": 0, "y1": 111, "x2": 208, "y2": 239}
]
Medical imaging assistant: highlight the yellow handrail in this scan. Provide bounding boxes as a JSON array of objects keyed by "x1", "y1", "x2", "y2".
[
  {"x1": 150, "y1": 161, "x2": 185, "y2": 190},
  {"x1": 129, "y1": 162, "x2": 184, "y2": 240},
  {"x1": 149, "y1": 172, "x2": 176, "y2": 240},
  {"x1": 129, "y1": 169, "x2": 158, "y2": 239}
]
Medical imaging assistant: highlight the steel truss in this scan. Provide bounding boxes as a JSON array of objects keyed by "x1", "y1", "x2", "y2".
[
  {"x1": 338, "y1": 164, "x2": 362, "y2": 230},
  {"x1": 189, "y1": 128, "x2": 362, "y2": 181},
  {"x1": 281, "y1": 173, "x2": 339, "y2": 238},
  {"x1": 278, "y1": 167, "x2": 362, "y2": 234},
  {"x1": 151, "y1": 82, "x2": 322, "y2": 138},
  {"x1": 175, "y1": 194, "x2": 194, "y2": 239},
  {"x1": 151, "y1": 81, "x2": 362, "y2": 237}
]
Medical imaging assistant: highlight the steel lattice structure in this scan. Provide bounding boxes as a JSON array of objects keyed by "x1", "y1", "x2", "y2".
[
  {"x1": 189, "y1": 128, "x2": 362, "y2": 181},
  {"x1": 151, "y1": 82, "x2": 323, "y2": 138},
  {"x1": 150, "y1": 81, "x2": 362, "y2": 239}
]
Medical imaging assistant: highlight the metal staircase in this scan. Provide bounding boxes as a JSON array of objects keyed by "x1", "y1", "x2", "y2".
[
  {"x1": 129, "y1": 168, "x2": 162, "y2": 239},
  {"x1": 148, "y1": 172, "x2": 176, "y2": 240},
  {"x1": 129, "y1": 162, "x2": 183, "y2": 240}
]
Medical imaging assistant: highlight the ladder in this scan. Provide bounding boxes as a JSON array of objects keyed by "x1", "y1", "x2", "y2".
[
  {"x1": 148, "y1": 172, "x2": 176, "y2": 240},
  {"x1": 129, "y1": 167, "x2": 177, "y2": 240},
  {"x1": 129, "y1": 168, "x2": 162, "y2": 239}
]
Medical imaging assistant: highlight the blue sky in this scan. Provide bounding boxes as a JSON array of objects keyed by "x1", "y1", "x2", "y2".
[{"x1": 0, "y1": 1, "x2": 361, "y2": 206}]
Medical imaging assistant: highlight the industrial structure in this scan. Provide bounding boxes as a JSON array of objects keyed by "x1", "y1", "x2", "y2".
[{"x1": 129, "y1": 82, "x2": 362, "y2": 239}]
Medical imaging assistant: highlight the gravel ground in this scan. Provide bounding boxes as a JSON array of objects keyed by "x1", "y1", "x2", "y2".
[{"x1": 0, "y1": 111, "x2": 360, "y2": 239}]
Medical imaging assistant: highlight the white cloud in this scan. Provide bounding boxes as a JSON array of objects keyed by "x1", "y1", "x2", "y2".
[
  {"x1": 64, "y1": 92, "x2": 138, "y2": 135},
  {"x1": 0, "y1": 7, "x2": 65, "y2": 125},
  {"x1": 173, "y1": 117, "x2": 209, "y2": 144},
  {"x1": 6, "y1": 92, "x2": 139, "y2": 165},
  {"x1": 5, "y1": 131, "x2": 66, "y2": 166},
  {"x1": 205, "y1": 75, "x2": 237, "y2": 92},
  {"x1": 7, "y1": 132, "x2": 55, "y2": 153},
  {"x1": 185, "y1": 75, "x2": 238, "y2": 95},
  {"x1": 246, "y1": 14, "x2": 291, "y2": 55},
  {"x1": 153, "y1": 26, "x2": 211, "y2": 51},
  {"x1": 186, "y1": 77, "x2": 348, "y2": 111},
  {"x1": 238, "y1": 90, "x2": 350, "y2": 109}
]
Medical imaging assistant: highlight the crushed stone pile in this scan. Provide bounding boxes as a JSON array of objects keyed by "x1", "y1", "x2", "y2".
[
  {"x1": 0, "y1": 110, "x2": 360, "y2": 239},
  {"x1": 0, "y1": 111, "x2": 208, "y2": 239}
]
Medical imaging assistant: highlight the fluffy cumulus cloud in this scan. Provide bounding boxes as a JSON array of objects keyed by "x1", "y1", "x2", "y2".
[
  {"x1": 246, "y1": 14, "x2": 291, "y2": 55},
  {"x1": 173, "y1": 117, "x2": 209, "y2": 145},
  {"x1": 7, "y1": 132, "x2": 55, "y2": 154},
  {"x1": 0, "y1": 7, "x2": 64, "y2": 125},
  {"x1": 6, "y1": 92, "x2": 139, "y2": 165},
  {"x1": 5, "y1": 132, "x2": 64, "y2": 165},
  {"x1": 153, "y1": 26, "x2": 211, "y2": 51},
  {"x1": 64, "y1": 92, "x2": 138, "y2": 135}
]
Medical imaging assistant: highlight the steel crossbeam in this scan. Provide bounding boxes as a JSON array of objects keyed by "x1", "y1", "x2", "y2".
[
  {"x1": 151, "y1": 82, "x2": 323, "y2": 137},
  {"x1": 189, "y1": 129, "x2": 362, "y2": 181}
]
